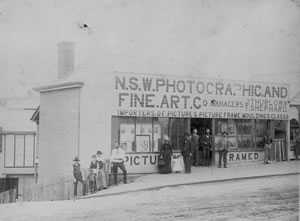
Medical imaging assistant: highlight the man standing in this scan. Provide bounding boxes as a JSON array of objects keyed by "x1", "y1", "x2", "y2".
[
  {"x1": 201, "y1": 128, "x2": 212, "y2": 166},
  {"x1": 89, "y1": 155, "x2": 98, "y2": 193},
  {"x1": 111, "y1": 142, "x2": 128, "y2": 185},
  {"x1": 217, "y1": 131, "x2": 229, "y2": 168},
  {"x1": 96, "y1": 150, "x2": 108, "y2": 190},
  {"x1": 181, "y1": 133, "x2": 192, "y2": 173},
  {"x1": 191, "y1": 128, "x2": 200, "y2": 166},
  {"x1": 263, "y1": 131, "x2": 273, "y2": 164},
  {"x1": 72, "y1": 156, "x2": 86, "y2": 197},
  {"x1": 295, "y1": 132, "x2": 300, "y2": 160}
]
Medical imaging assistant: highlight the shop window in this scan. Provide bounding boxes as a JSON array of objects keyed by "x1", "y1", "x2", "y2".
[
  {"x1": 255, "y1": 120, "x2": 267, "y2": 148},
  {"x1": 215, "y1": 119, "x2": 268, "y2": 150},
  {"x1": 290, "y1": 118, "x2": 299, "y2": 150},
  {"x1": 119, "y1": 117, "x2": 136, "y2": 152},
  {"x1": 136, "y1": 117, "x2": 152, "y2": 152},
  {"x1": 112, "y1": 117, "x2": 188, "y2": 152},
  {"x1": 237, "y1": 120, "x2": 255, "y2": 148},
  {"x1": 153, "y1": 118, "x2": 169, "y2": 152},
  {"x1": 169, "y1": 118, "x2": 186, "y2": 150}
]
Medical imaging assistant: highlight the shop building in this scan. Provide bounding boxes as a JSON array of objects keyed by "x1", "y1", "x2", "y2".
[
  {"x1": 33, "y1": 42, "x2": 290, "y2": 182},
  {"x1": 0, "y1": 98, "x2": 38, "y2": 201},
  {"x1": 289, "y1": 91, "x2": 300, "y2": 159}
]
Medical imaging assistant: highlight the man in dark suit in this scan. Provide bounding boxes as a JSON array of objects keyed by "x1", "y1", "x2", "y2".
[
  {"x1": 201, "y1": 128, "x2": 212, "y2": 166},
  {"x1": 191, "y1": 128, "x2": 200, "y2": 166},
  {"x1": 181, "y1": 133, "x2": 192, "y2": 173}
]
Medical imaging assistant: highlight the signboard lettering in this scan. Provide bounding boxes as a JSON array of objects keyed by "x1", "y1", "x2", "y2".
[
  {"x1": 114, "y1": 73, "x2": 289, "y2": 120},
  {"x1": 228, "y1": 152, "x2": 260, "y2": 162}
]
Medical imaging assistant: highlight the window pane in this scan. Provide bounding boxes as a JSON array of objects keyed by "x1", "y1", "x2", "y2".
[
  {"x1": 5, "y1": 135, "x2": 15, "y2": 167},
  {"x1": 136, "y1": 118, "x2": 152, "y2": 152},
  {"x1": 255, "y1": 120, "x2": 267, "y2": 148},
  {"x1": 228, "y1": 120, "x2": 238, "y2": 150},
  {"x1": 237, "y1": 120, "x2": 254, "y2": 148},
  {"x1": 15, "y1": 135, "x2": 24, "y2": 167},
  {"x1": 215, "y1": 119, "x2": 227, "y2": 136},
  {"x1": 169, "y1": 118, "x2": 185, "y2": 150},
  {"x1": 153, "y1": 118, "x2": 169, "y2": 152},
  {"x1": 215, "y1": 119, "x2": 227, "y2": 149},
  {"x1": 25, "y1": 135, "x2": 35, "y2": 167},
  {"x1": 215, "y1": 119, "x2": 238, "y2": 150},
  {"x1": 119, "y1": 117, "x2": 135, "y2": 152}
]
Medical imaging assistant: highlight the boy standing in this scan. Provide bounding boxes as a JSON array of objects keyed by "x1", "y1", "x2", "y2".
[
  {"x1": 89, "y1": 155, "x2": 98, "y2": 193},
  {"x1": 96, "y1": 150, "x2": 108, "y2": 190}
]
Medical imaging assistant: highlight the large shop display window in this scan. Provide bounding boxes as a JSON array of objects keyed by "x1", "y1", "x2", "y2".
[
  {"x1": 111, "y1": 117, "x2": 188, "y2": 152},
  {"x1": 215, "y1": 119, "x2": 268, "y2": 150}
]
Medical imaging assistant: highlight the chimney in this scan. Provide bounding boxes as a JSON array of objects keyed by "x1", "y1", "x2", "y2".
[{"x1": 57, "y1": 41, "x2": 76, "y2": 79}]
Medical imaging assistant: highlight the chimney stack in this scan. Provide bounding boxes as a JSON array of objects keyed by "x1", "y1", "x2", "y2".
[{"x1": 57, "y1": 41, "x2": 76, "y2": 79}]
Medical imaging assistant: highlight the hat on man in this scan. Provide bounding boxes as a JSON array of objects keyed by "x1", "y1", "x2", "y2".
[
  {"x1": 96, "y1": 150, "x2": 102, "y2": 155},
  {"x1": 73, "y1": 156, "x2": 80, "y2": 161},
  {"x1": 163, "y1": 135, "x2": 169, "y2": 141},
  {"x1": 221, "y1": 131, "x2": 228, "y2": 135}
]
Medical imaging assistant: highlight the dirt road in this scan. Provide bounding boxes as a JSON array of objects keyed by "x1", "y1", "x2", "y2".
[{"x1": 0, "y1": 175, "x2": 298, "y2": 221}]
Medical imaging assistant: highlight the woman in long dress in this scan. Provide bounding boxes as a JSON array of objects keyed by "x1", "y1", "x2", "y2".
[{"x1": 160, "y1": 135, "x2": 173, "y2": 173}]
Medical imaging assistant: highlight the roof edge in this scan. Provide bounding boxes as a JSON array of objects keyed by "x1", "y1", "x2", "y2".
[
  {"x1": 290, "y1": 91, "x2": 300, "y2": 106},
  {"x1": 33, "y1": 81, "x2": 84, "y2": 93}
]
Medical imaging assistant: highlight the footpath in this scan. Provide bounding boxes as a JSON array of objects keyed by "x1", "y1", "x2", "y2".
[{"x1": 81, "y1": 160, "x2": 300, "y2": 199}]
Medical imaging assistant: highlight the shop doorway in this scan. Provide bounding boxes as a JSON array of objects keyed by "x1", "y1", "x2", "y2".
[{"x1": 190, "y1": 118, "x2": 214, "y2": 166}]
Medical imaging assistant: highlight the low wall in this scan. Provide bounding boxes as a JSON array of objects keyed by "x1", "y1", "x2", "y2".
[{"x1": 0, "y1": 189, "x2": 16, "y2": 204}]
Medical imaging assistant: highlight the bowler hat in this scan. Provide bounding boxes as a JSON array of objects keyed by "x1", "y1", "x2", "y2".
[
  {"x1": 73, "y1": 156, "x2": 80, "y2": 161},
  {"x1": 96, "y1": 150, "x2": 102, "y2": 155}
]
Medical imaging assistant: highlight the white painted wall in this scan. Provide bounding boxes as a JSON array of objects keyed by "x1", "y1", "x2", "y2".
[{"x1": 38, "y1": 88, "x2": 80, "y2": 182}]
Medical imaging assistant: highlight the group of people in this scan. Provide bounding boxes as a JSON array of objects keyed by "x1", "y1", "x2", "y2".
[
  {"x1": 72, "y1": 142, "x2": 128, "y2": 197},
  {"x1": 72, "y1": 129, "x2": 297, "y2": 196},
  {"x1": 159, "y1": 128, "x2": 230, "y2": 174},
  {"x1": 159, "y1": 128, "x2": 289, "y2": 175},
  {"x1": 72, "y1": 150, "x2": 108, "y2": 197}
]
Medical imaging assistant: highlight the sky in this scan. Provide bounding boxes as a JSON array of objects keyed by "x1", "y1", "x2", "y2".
[{"x1": 0, "y1": 0, "x2": 299, "y2": 100}]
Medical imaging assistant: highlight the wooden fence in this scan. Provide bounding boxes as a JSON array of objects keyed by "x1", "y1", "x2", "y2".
[
  {"x1": 0, "y1": 189, "x2": 17, "y2": 204},
  {"x1": 270, "y1": 139, "x2": 287, "y2": 161},
  {"x1": 21, "y1": 175, "x2": 77, "y2": 202},
  {"x1": 21, "y1": 163, "x2": 112, "y2": 202}
]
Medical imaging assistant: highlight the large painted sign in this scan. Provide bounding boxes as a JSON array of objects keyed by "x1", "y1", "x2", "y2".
[
  {"x1": 124, "y1": 153, "x2": 181, "y2": 173},
  {"x1": 113, "y1": 73, "x2": 289, "y2": 120},
  {"x1": 123, "y1": 151, "x2": 263, "y2": 173}
]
